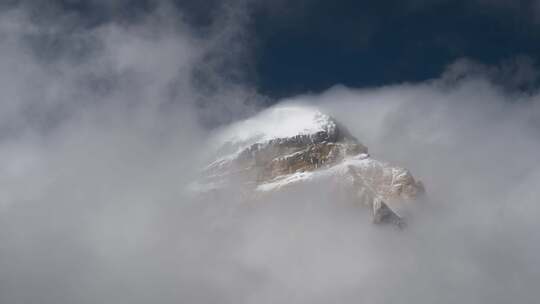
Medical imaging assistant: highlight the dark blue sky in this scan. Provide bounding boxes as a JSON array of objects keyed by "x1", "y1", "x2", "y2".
[
  {"x1": 248, "y1": 0, "x2": 540, "y2": 97},
  {"x1": 17, "y1": 0, "x2": 540, "y2": 98}
]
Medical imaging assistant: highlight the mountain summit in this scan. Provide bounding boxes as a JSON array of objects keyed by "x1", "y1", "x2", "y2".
[{"x1": 195, "y1": 105, "x2": 425, "y2": 227}]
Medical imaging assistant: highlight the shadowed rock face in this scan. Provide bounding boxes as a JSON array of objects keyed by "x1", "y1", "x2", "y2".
[
  {"x1": 197, "y1": 105, "x2": 425, "y2": 227},
  {"x1": 235, "y1": 126, "x2": 367, "y2": 184}
]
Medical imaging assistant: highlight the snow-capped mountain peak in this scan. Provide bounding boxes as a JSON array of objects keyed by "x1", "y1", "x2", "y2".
[
  {"x1": 196, "y1": 104, "x2": 424, "y2": 227},
  {"x1": 212, "y1": 105, "x2": 338, "y2": 152}
]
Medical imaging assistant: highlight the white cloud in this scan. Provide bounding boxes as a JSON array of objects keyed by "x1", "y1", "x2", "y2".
[{"x1": 1, "y1": 2, "x2": 540, "y2": 304}]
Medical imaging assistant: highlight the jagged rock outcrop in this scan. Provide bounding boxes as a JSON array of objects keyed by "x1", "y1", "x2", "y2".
[{"x1": 194, "y1": 105, "x2": 425, "y2": 227}]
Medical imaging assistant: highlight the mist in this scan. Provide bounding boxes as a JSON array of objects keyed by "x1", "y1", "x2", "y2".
[{"x1": 1, "y1": 1, "x2": 540, "y2": 304}]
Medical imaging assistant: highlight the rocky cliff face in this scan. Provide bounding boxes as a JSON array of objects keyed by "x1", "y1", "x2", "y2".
[{"x1": 195, "y1": 105, "x2": 424, "y2": 227}]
